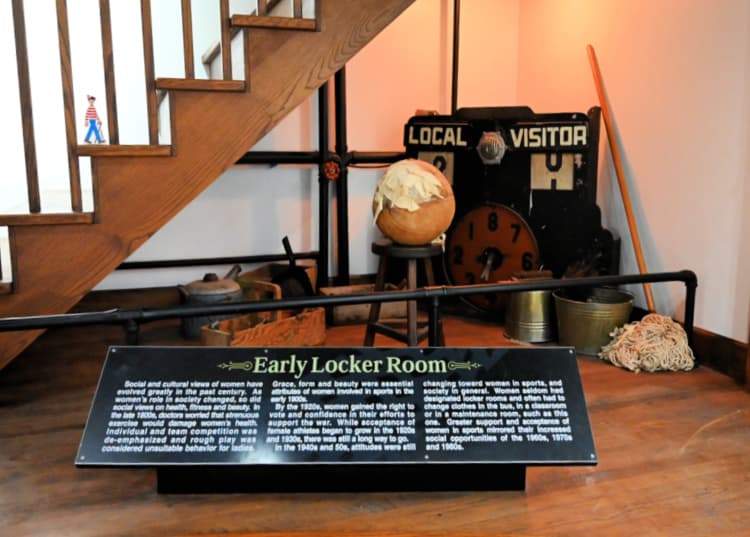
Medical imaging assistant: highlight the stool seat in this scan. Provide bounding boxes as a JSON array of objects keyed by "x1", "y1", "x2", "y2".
[
  {"x1": 364, "y1": 239, "x2": 445, "y2": 347},
  {"x1": 371, "y1": 239, "x2": 443, "y2": 259}
]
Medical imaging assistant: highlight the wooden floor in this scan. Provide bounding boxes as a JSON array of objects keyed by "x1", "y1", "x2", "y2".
[{"x1": 1, "y1": 314, "x2": 748, "y2": 537}]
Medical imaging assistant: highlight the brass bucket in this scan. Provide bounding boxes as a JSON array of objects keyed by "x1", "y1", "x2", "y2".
[
  {"x1": 505, "y1": 289, "x2": 554, "y2": 342},
  {"x1": 553, "y1": 287, "x2": 634, "y2": 355},
  {"x1": 504, "y1": 272, "x2": 555, "y2": 343}
]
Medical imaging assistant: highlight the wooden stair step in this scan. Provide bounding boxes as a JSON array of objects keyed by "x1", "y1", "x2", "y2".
[
  {"x1": 76, "y1": 145, "x2": 173, "y2": 157},
  {"x1": 76, "y1": 144, "x2": 174, "y2": 157},
  {"x1": 231, "y1": 15, "x2": 318, "y2": 31},
  {"x1": 0, "y1": 213, "x2": 94, "y2": 226},
  {"x1": 155, "y1": 79, "x2": 247, "y2": 92}
]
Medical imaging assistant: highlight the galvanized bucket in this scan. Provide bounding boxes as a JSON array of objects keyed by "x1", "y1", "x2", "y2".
[{"x1": 553, "y1": 287, "x2": 634, "y2": 355}]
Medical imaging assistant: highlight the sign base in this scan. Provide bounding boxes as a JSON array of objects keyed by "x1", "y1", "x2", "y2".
[{"x1": 156, "y1": 463, "x2": 526, "y2": 494}]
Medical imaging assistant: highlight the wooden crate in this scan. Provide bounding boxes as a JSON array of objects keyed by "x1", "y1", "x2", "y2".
[
  {"x1": 234, "y1": 278, "x2": 284, "y2": 324},
  {"x1": 201, "y1": 307, "x2": 326, "y2": 347},
  {"x1": 238, "y1": 261, "x2": 317, "y2": 293},
  {"x1": 320, "y1": 283, "x2": 406, "y2": 325}
]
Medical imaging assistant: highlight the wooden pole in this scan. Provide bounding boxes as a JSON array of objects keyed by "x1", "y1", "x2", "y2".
[{"x1": 587, "y1": 44, "x2": 656, "y2": 312}]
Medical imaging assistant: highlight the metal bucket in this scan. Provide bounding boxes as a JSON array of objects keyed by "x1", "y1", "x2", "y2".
[
  {"x1": 553, "y1": 287, "x2": 634, "y2": 355},
  {"x1": 505, "y1": 289, "x2": 554, "y2": 343}
]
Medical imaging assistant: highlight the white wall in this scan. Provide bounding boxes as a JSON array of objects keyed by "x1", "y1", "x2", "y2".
[{"x1": 516, "y1": 0, "x2": 750, "y2": 341}]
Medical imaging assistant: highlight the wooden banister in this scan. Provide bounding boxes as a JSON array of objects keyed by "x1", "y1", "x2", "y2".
[
  {"x1": 220, "y1": 0, "x2": 232, "y2": 80},
  {"x1": 55, "y1": 0, "x2": 83, "y2": 213},
  {"x1": 12, "y1": 0, "x2": 40, "y2": 214},
  {"x1": 293, "y1": 0, "x2": 303, "y2": 18},
  {"x1": 181, "y1": 0, "x2": 195, "y2": 79},
  {"x1": 99, "y1": 0, "x2": 119, "y2": 145},
  {"x1": 258, "y1": 0, "x2": 268, "y2": 16},
  {"x1": 140, "y1": 0, "x2": 158, "y2": 144}
]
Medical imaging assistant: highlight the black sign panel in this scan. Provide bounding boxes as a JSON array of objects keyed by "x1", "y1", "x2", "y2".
[{"x1": 77, "y1": 346, "x2": 596, "y2": 472}]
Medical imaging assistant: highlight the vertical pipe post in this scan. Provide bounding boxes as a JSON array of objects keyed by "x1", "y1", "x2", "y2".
[
  {"x1": 12, "y1": 0, "x2": 41, "y2": 213},
  {"x1": 334, "y1": 68, "x2": 350, "y2": 286},
  {"x1": 451, "y1": 0, "x2": 460, "y2": 114},
  {"x1": 317, "y1": 83, "x2": 330, "y2": 291},
  {"x1": 683, "y1": 276, "x2": 697, "y2": 350}
]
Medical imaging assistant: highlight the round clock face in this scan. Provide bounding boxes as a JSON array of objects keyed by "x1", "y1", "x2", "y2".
[{"x1": 445, "y1": 203, "x2": 539, "y2": 312}]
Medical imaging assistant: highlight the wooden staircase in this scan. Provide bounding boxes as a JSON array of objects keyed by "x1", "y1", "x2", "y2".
[{"x1": 0, "y1": 0, "x2": 415, "y2": 367}]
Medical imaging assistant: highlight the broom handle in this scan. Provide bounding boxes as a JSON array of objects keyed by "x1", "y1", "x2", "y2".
[{"x1": 587, "y1": 44, "x2": 656, "y2": 312}]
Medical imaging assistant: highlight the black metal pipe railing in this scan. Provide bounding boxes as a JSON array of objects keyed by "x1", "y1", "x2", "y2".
[
  {"x1": 235, "y1": 151, "x2": 319, "y2": 165},
  {"x1": 0, "y1": 270, "x2": 698, "y2": 348},
  {"x1": 118, "y1": 251, "x2": 318, "y2": 271},
  {"x1": 348, "y1": 151, "x2": 405, "y2": 165}
]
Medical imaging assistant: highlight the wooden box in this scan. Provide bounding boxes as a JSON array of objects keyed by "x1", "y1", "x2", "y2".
[
  {"x1": 200, "y1": 307, "x2": 326, "y2": 347},
  {"x1": 319, "y1": 283, "x2": 406, "y2": 325},
  {"x1": 237, "y1": 261, "x2": 317, "y2": 294}
]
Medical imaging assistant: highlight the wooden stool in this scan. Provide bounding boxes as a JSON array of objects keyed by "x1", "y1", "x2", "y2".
[{"x1": 364, "y1": 239, "x2": 444, "y2": 346}]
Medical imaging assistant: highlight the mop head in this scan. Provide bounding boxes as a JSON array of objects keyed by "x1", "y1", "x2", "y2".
[{"x1": 599, "y1": 313, "x2": 695, "y2": 373}]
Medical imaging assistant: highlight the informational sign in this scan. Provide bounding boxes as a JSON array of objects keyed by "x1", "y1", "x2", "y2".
[{"x1": 77, "y1": 346, "x2": 596, "y2": 492}]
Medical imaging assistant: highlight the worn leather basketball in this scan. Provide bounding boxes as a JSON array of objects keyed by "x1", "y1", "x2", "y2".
[{"x1": 372, "y1": 159, "x2": 455, "y2": 245}]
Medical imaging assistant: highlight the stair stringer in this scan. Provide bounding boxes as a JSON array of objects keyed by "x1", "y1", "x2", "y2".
[{"x1": 0, "y1": 0, "x2": 416, "y2": 366}]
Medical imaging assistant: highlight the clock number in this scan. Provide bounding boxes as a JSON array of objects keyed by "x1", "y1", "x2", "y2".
[
  {"x1": 452, "y1": 245, "x2": 464, "y2": 265},
  {"x1": 465, "y1": 272, "x2": 476, "y2": 284},
  {"x1": 522, "y1": 252, "x2": 534, "y2": 271},
  {"x1": 488, "y1": 212, "x2": 498, "y2": 231},
  {"x1": 510, "y1": 223, "x2": 521, "y2": 243}
]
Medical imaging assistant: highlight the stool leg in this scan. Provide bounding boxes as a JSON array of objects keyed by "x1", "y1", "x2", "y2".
[
  {"x1": 423, "y1": 256, "x2": 436, "y2": 286},
  {"x1": 423, "y1": 257, "x2": 444, "y2": 346},
  {"x1": 407, "y1": 258, "x2": 418, "y2": 346},
  {"x1": 364, "y1": 255, "x2": 388, "y2": 346}
]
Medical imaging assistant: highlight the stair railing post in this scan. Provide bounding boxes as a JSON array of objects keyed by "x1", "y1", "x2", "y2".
[
  {"x1": 180, "y1": 0, "x2": 195, "y2": 79},
  {"x1": 140, "y1": 0, "x2": 159, "y2": 144},
  {"x1": 220, "y1": 0, "x2": 232, "y2": 80},
  {"x1": 12, "y1": 0, "x2": 41, "y2": 214},
  {"x1": 55, "y1": 0, "x2": 83, "y2": 212},
  {"x1": 99, "y1": 0, "x2": 119, "y2": 144}
]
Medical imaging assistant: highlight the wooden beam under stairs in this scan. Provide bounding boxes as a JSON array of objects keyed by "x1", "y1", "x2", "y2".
[{"x1": 0, "y1": 0, "x2": 417, "y2": 367}]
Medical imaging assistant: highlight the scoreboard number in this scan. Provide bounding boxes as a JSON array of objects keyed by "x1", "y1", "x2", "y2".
[
  {"x1": 418, "y1": 151, "x2": 455, "y2": 185},
  {"x1": 531, "y1": 153, "x2": 575, "y2": 191}
]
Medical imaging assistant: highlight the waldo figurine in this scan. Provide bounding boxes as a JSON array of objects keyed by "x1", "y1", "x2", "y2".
[{"x1": 83, "y1": 95, "x2": 105, "y2": 144}]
